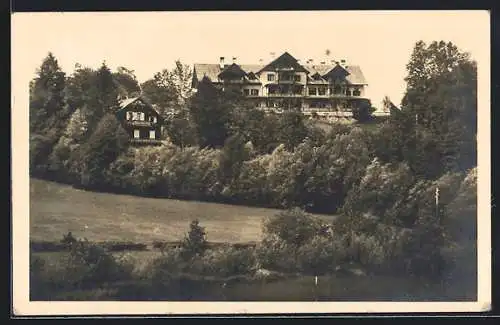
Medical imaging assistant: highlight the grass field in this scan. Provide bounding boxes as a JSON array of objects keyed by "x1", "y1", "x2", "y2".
[{"x1": 30, "y1": 178, "x2": 336, "y2": 244}]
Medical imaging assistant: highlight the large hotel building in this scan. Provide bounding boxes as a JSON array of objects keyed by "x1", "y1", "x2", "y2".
[{"x1": 191, "y1": 52, "x2": 369, "y2": 118}]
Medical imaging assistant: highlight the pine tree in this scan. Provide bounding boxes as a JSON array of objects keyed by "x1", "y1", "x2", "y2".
[
  {"x1": 189, "y1": 76, "x2": 231, "y2": 148},
  {"x1": 29, "y1": 52, "x2": 67, "y2": 134}
]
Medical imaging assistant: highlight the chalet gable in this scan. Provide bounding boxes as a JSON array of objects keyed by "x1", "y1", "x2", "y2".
[
  {"x1": 218, "y1": 63, "x2": 248, "y2": 80},
  {"x1": 257, "y1": 52, "x2": 309, "y2": 74},
  {"x1": 116, "y1": 96, "x2": 163, "y2": 124},
  {"x1": 323, "y1": 64, "x2": 350, "y2": 81}
]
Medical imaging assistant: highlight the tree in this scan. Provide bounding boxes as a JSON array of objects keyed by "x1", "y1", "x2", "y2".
[
  {"x1": 352, "y1": 99, "x2": 375, "y2": 122},
  {"x1": 29, "y1": 52, "x2": 67, "y2": 134},
  {"x1": 219, "y1": 132, "x2": 250, "y2": 183},
  {"x1": 72, "y1": 113, "x2": 129, "y2": 189},
  {"x1": 381, "y1": 41, "x2": 477, "y2": 179},
  {"x1": 276, "y1": 111, "x2": 309, "y2": 151},
  {"x1": 189, "y1": 76, "x2": 232, "y2": 148},
  {"x1": 181, "y1": 219, "x2": 208, "y2": 257},
  {"x1": 29, "y1": 53, "x2": 68, "y2": 175},
  {"x1": 163, "y1": 109, "x2": 198, "y2": 148},
  {"x1": 140, "y1": 60, "x2": 194, "y2": 116},
  {"x1": 113, "y1": 67, "x2": 141, "y2": 99},
  {"x1": 76, "y1": 62, "x2": 121, "y2": 137}
]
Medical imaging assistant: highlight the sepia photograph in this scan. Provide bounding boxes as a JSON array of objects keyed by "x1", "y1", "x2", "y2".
[{"x1": 11, "y1": 10, "x2": 490, "y2": 315}]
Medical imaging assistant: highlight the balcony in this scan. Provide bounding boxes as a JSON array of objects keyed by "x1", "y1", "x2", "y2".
[
  {"x1": 130, "y1": 138, "x2": 163, "y2": 146},
  {"x1": 267, "y1": 93, "x2": 303, "y2": 97},
  {"x1": 126, "y1": 120, "x2": 156, "y2": 127}
]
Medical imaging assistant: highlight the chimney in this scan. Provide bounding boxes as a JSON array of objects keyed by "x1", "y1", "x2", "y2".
[
  {"x1": 232, "y1": 57, "x2": 237, "y2": 64},
  {"x1": 219, "y1": 57, "x2": 225, "y2": 69},
  {"x1": 340, "y1": 59, "x2": 346, "y2": 65}
]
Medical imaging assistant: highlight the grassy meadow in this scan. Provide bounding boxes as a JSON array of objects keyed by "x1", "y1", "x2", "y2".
[{"x1": 30, "y1": 178, "x2": 335, "y2": 244}]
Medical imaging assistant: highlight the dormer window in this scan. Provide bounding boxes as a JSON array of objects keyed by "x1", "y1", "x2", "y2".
[
  {"x1": 353, "y1": 89, "x2": 361, "y2": 96},
  {"x1": 294, "y1": 75, "x2": 301, "y2": 82},
  {"x1": 267, "y1": 74, "x2": 275, "y2": 82}
]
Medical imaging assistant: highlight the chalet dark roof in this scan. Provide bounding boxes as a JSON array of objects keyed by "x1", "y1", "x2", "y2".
[
  {"x1": 218, "y1": 63, "x2": 248, "y2": 79},
  {"x1": 117, "y1": 95, "x2": 161, "y2": 116},
  {"x1": 257, "y1": 52, "x2": 309, "y2": 74},
  {"x1": 192, "y1": 58, "x2": 367, "y2": 85},
  {"x1": 323, "y1": 64, "x2": 350, "y2": 79},
  {"x1": 305, "y1": 64, "x2": 367, "y2": 85},
  {"x1": 193, "y1": 63, "x2": 264, "y2": 84}
]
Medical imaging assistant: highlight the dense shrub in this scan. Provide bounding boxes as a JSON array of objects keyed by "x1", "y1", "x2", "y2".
[
  {"x1": 262, "y1": 208, "x2": 324, "y2": 248},
  {"x1": 255, "y1": 235, "x2": 298, "y2": 273},
  {"x1": 189, "y1": 246, "x2": 258, "y2": 277},
  {"x1": 180, "y1": 219, "x2": 208, "y2": 258},
  {"x1": 60, "y1": 239, "x2": 133, "y2": 288},
  {"x1": 296, "y1": 235, "x2": 347, "y2": 275}
]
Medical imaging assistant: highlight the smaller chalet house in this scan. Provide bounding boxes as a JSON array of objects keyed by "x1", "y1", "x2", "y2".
[{"x1": 115, "y1": 96, "x2": 164, "y2": 146}]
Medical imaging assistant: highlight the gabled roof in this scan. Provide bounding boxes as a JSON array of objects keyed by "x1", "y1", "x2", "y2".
[
  {"x1": 218, "y1": 63, "x2": 248, "y2": 79},
  {"x1": 192, "y1": 59, "x2": 367, "y2": 85},
  {"x1": 117, "y1": 95, "x2": 161, "y2": 116},
  {"x1": 304, "y1": 64, "x2": 367, "y2": 85},
  {"x1": 193, "y1": 63, "x2": 265, "y2": 84},
  {"x1": 323, "y1": 64, "x2": 350, "y2": 79},
  {"x1": 257, "y1": 52, "x2": 309, "y2": 74}
]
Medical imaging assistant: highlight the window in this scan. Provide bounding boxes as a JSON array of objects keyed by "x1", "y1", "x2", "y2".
[
  {"x1": 134, "y1": 129, "x2": 140, "y2": 139},
  {"x1": 141, "y1": 112, "x2": 145, "y2": 121},
  {"x1": 308, "y1": 87, "x2": 317, "y2": 96},
  {"x1": 251, "y1": 89, "x2": 259, "y2": 96},
  {"x1": 346, "y1": 89, "x2": 352, "y2": 96},
  {"x1": 294, "y1": 75, "x2": 301, "y2": 82},
  {"x1": 333, "y1": 85, "x2": 342, "y2": 95},
  {"x1": 150, "y1": 116, "x2": 157, "y2": 123},
  {"x1": 267, "y1": 74, "x2": 275, "y2": 81},
  {"x1": 244, "y1": 89, "x2": 250, "y2": 96},
  {"x1": 318, "y1": 88, "x2": 326, "y2": 96},
  {"x1": 126, "y1": 111, "x2": 132, "y2": 120},
  {"x1": 149, "y1": 130, "x2": 156, "y2": 139},
  {"x1": 353, "y1": 89, "x2": 361, "y2": 96}
]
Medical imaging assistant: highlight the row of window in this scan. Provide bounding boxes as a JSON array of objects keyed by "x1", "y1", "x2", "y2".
[
  {"x1": 266, "y1": 74, "x2": 302, "y2": 82},
  {"x1": 242, "y1": 88, "x2": 362, "y2": 96},
  {"x1": 126, "y1": 111, "x2": 158, "y2": 123},
  {"x1": 133, "y1": 129, "x2": 156, "y2": 139},
  {"x1": 308, "y1": 87, "x2": 361, "y2": 96},
  {"x1": 243, "y1": 89, "x2": 260, "y2": 96}
]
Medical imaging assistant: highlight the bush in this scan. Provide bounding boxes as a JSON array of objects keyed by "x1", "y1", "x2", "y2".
[
  {"x1": 180, "y1": 219, "x2": 208, "y2": 258},
  {"x1": 188, "y1": 245, "x2": 258, "y2": 277},
  {"x1": 296, "y1": 235, "x2": 348, "y2": 275},
  {"x1": 262, "y1": 208, "x2": 324, "y2": 248},
  {"x1": 255, "y1": 235, "x2": 298, "y2": 273},
  {"x1": 61, "y1": 239, "x2": 133, "y2": 288}
]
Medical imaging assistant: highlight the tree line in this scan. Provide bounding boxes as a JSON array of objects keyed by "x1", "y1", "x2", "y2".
[{"x1": 29, "y1": 41, "x2": 477, "y2": 213}]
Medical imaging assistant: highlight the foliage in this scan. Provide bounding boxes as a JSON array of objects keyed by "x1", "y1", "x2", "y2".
[
  {"x1": 276, "y1": 111, "x2": 309, "y2": 151},
  {"x1": 29, "y1": 52, "x2": 67, "y2": 134},
  {"x1": 262, "y1": 208, "x2": 324, "y2": 248},
  {"x1": 380, "y1": 40, "x2": 477, "y2": 179},
  {"x1": 189, "y1": 246, "x2": 258, "y2": 277},
  {"x1": 113, "y1": 66, "x2": 141, "y2": 99},
  {"x1": 181, "y1": 220, "x2": 208, "y2": 258},
  {"x1": 163, "y1": 109, "x2": 198, "y2": 148},
  {"x1": 140, "y1": 60, "x2": 194, "y2": 116},
  {"x1": 352, "y1": 99, "x2": 375, "y2": 122},
  {"x1": 71, "y1": 113, "x2": 129, "y2": 189},
  {"x1": 189, "y1": 77, "x2": 232, "y2": 148}
]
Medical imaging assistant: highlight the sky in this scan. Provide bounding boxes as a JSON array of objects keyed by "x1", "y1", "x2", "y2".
[{"x1": 12, "y1": 10, "x2": 489, "y2": 108}]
